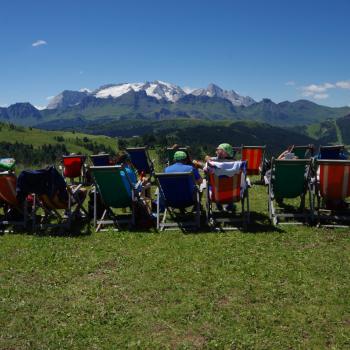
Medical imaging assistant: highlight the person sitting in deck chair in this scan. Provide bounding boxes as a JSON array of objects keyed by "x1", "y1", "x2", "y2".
[
  {"x1": 264, "y1": 145, "x2": 299, "y2": 185},
  {"x1": 165, "y1": 151, "x2": 202, "y2": 186},
  {"x1": 116, "y1": 152, "x2": 141, "y2": 194},
  {"x1": 203, "y1": 144, "x2": 241, "y2": 212},
  {"x1": 206, "y1": 143, "x2": 235, "y2": 162},
  {"x1": 191, "y1": 143, "x2": 235, "y2": 170}
]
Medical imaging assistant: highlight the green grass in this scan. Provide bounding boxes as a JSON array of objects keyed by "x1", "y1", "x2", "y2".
[
  {"x1": 1, "y1": 182, "x2": 350, "y2": 349},
  {"x1": 0, "y1": 124, "x2": 116, "y2": 153}
]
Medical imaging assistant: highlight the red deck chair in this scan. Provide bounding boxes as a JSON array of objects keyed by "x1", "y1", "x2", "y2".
[
  {"x1": 62, "y1": 155, "x2": 86, "y2": 184},
  {"x1": 241, "y1": 146, "x2": 266, "y2": 177},
  {"x1": 206, "y1": 160, "x2": 249, "y2": 230},
  {"x1": 0, "y1": 172, "x2": 28, "y2": 231},
  {"x1": 315, "y1": 159, "x2": 350, "y2": 226}
]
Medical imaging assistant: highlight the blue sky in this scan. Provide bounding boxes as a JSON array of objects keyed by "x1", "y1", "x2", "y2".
[{"x1": 1, "y1": 0, "x2": 349, "y2": 108}]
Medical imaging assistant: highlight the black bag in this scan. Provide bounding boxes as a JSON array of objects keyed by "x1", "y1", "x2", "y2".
[{"x1": 134, "y1": 199, "x2": 154, "y2": 229}]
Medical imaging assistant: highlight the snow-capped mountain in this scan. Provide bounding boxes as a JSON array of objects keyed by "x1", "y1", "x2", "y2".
[
  {"x1": 93, "y1": 80, "x2": 186, "y2": 102},
  {"x1": 46, "y1": 81, "x2": 255, "y2": 109},
  {"x1": 191, "y1": 83, "x2": 255, "y2": 107},
  {"x1": 47, "y1": 90, "x2": 89, "y2": 109}
]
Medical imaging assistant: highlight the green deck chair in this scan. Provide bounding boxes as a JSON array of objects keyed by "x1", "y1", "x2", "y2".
[
  {"x1": 90, "y1": 165, "x2": 136, "y2": 231},
  {"x1": 292, "y1": 145, "x2": 314, "y2": 159},
  {"x1": 268, "y1": 158, "x2": 313, "y2": 225}
]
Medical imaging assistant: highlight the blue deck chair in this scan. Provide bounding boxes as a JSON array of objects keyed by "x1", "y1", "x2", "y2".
[
  {"x1": 155, "y1": 172, "x2": 200, "y2": 231},
  {"x1": 126, "y1": 147, "x2": 154, "y2": 176},
  {"x1": 90, "y1": 154, "x2": 111, "y2": 166},
  {"x1": 318, "y1": 145, "x2": 346, "y2": 160}
]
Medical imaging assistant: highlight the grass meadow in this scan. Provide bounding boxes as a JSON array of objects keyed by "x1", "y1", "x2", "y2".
[{"x1": 0, "y1": 178, "x2": 349, "y2": 349}]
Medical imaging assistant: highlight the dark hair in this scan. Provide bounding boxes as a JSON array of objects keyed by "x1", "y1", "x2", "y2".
[{"x1": 116, "y1": 152, "x2": 131, "y2": 164}]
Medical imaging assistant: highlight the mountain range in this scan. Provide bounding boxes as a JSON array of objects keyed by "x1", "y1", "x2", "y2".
[
  {"x1": 1, "y1": 81, "x2": 350, "y2": 132},
  {"x1": 47, "y1": 81, "x2": 256, "y2": 109}
]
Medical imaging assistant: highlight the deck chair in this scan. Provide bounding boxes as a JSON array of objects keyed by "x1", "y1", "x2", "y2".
[
  {"x1": 155, "y1": 172, "x2": 200, "y2": 231},
  {"x1": 0, "y1": 172, "x2": 28, "y2": 232},
  {"x1": 126, "y1": 147, "x2": 154, "y2": 176},
  {"x1": 90, "y1": 153, "x2": 111, "y2": 166},
  {"x1": 314, "y1": 159, "x2": 350, "y2": 227},
  {"x1": 17, "y1": 166, "x2": 87, "y2": 231},
  {"x1": 318, "y1": 145, "x2": 346, "y2": 160},
  {"x1": 166, "y1": 147, "x2": 190, "y2": 165},
  {"x1": 268, "y1": 158, "x2": 313, "y2": 225},
  {"x1": 90, "y1": 165, "x2": 137, "y2": 232},
  {"x1": 293, "y1": 145, "x2": 314, "y2": 159},
  {"x1": 206, "y1": 160, "x2": 249, "y2": 230},
  {"x1": 241, "y1": 145, "x2": 266, "y2": 178},
  {"x1": 62, "y1": 154, "x2": 86, "y2": 185}
]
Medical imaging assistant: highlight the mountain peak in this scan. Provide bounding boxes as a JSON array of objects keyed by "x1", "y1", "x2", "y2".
[{"x1": 192, "y1": 84, "x2": 255, "y2": 107}]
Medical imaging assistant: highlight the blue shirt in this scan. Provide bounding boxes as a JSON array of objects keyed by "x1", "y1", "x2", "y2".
[
  {"x1": 164, "y1": 162, "x2": 201, "y2": 181},
  {"x1": 120, "y1": 165, "x2": 138, "y2": 196}
]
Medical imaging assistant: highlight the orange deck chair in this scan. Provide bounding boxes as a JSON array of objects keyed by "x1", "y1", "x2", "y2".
[
  {"x1": 62, "y1": 154, "x2": 86, "y2": 185},
  {"x1": 0, "y1": 172, "x2": 28, "y2": 231},
  {"x1": 315, "y1": 159, "x2": 350, "y2": 226},
  {"x1": 206, "y1": 160, "x2": 249, "y2": 230},
  {"x1": 241, "y1": 145, "x2": 266, "y2": 178}
]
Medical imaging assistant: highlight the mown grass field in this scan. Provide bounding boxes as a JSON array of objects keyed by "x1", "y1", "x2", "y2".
[{"x1": 1, "y1": 179, "x2": 349, "y2": 349}]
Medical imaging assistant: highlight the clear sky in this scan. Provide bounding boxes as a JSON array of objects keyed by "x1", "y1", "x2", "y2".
[{"x1": 1, "y1": 0, "x2": 349, "y2": 108}]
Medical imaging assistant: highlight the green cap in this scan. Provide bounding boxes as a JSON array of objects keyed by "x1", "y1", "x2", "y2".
[
  {"x1": 174, "y1": 151, "x2": 187, "y2": 161},
  {"x1": 217, "y1": 143, "x2": 233, "y2": 157}
]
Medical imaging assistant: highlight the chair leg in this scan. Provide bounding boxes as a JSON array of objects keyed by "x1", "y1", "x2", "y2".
[
  {"x1": 196, "y1": 191, "x2": 200, "y2": 229},
  {"x1": 156, "y1": 189, "x2": 160, "y2": 230},
  {"x1": 161, "y1": 209, "x2": 168, "y2": 232},
  {"x1": 93, "y1": 188, "x2": 97, "y2": 229},
  {"x1": 96, "y1": 209, "x2": 107, "y2": 232}
]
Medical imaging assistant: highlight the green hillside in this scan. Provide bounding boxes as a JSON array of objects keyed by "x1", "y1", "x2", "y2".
[{"x1": 0, "y1": 122, "x2": 116, "y2": 165}]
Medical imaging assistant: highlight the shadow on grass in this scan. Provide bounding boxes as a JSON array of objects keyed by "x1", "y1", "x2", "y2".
[
  {"x1": 3, "y1": 217, "x2": 93, "y2": 237},
  {"x1": 35, "y1": 219, "x2": 93, "y2": 237},
  {"x1": 179, "y1": 211, "x2": 285, "y2": 234},
  {"x1": 245, "y1": 211, "x2": 285, "y2": 233}
]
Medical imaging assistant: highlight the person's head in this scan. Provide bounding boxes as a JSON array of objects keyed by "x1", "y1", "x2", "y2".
[
  {"x1": 216, "y1": 143, "x2": 233, "y2": 159},
  {"x1": 173, "y1": 150, "x2": 188, "y2": 163},
  {"x1": 116, "y1": 151, "x2": 132, "y2": 165}
]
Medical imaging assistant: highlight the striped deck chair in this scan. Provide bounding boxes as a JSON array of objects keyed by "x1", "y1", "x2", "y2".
[
  {"x1": 17, "y1": 166, "x2": 87, "y2": 231},
  {"x1": 62, "y1": 154, "x2": 86, "y2": 185},
  {"x1": 293, "y1": 145, "x2": 314, "y2": 159},
  {"x1": 318, "y1": 145, "x2": 346, "y2": 160},
  {"x1": 126, "y1": 147, "x2": 154, "y2": 177},
  {"x1": 241, "y1": 145, "x2": 266, "y2": 179},
  {"x1": 90, "y1": 165, "x2": 137, "y2": 232},
  {"x1": 206, "y1": 160, "x2": 249, "y2": 230},
  {"x1": 0, "y1": 172, "x2": 28, "y2": 232},
  {"x1": 315, "y1": 160, "x2": 350, "y2": 227},
  {"x1": 268, "y1": 158, "x2": 313, "y2": 226},
  {"x1": 155, "y1": 172, "x2": 200, "y2": 231}
]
